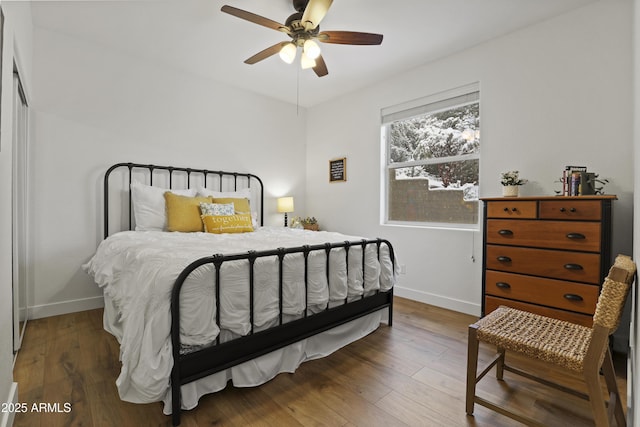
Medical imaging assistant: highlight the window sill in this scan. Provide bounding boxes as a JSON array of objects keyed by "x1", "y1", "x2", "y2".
[{"x1": 382, "y1": 221, "x2": 479, "y2": 232}]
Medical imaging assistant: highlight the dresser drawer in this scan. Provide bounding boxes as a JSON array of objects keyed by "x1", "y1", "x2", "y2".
[
  {"x1": 485, "y1": 245, "x2": 601, "y2": 284},
  {"x1": 486, "y1": 201, "x2": 537, "y2": 219},
  {"x1": 484, "y1": 296, "x2": 592, "y2": 327},
  {"x1": 538, "y1": 200, "x2": 602, "y2": 220},
  {"x1": 485, "y1": 270, "x2": 599, "y2": 314},
  {"x1": 486, "y1": 219, "x2": 601, "y2": 252}
]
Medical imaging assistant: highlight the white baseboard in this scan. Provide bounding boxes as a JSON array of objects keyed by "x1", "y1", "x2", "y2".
[
  {"x1": 394, "y1": 285, "x2": 481, "y2": 317},
  {"x1": 28, "y1": 296, "x2": 104, "y2": 320},
  {"x1": 1, "y1": 383, "x2": 18, "y2": 427}
]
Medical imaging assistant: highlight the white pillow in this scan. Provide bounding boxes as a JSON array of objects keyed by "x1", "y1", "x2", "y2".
[
  {"x1": 197, "y1": 187, "x2": 252, "y2": 200},
  {"x1": 197, "y1": 187, "x2": 259, "y2": 227},
  {"x1": 131, "y1": 182, "x2": 196, "y2": 231}
]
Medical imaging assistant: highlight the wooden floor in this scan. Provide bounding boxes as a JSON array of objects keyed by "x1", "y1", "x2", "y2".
[{"x1": 13, "y1": 297, "x2": 627, "y2": 427}]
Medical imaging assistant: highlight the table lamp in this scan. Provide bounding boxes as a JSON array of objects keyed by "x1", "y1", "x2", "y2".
[{"x1": 277, "y1": 196, "x2": 294, "y2": 227}]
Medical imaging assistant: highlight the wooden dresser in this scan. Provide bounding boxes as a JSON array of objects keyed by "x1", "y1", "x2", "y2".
[{"x1": 481, "y1": 195, "x2": 616, "y2": 327}]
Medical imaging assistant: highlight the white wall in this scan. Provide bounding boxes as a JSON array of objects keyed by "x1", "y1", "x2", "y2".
[
  {"x1": 631, "y1": 0, "x2": 639, "y2": 423},
  {"x1": 306, "y1": 0, "x2": 633, "y2": 321},
  {"x1": 0, "y1": 1, "x2": 32, "y2": 424},
  {"x1": 28, "y1": 25, "x2": 309, "y2": 318}
]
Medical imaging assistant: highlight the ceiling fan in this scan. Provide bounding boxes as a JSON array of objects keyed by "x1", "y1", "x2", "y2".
[{"x1": 221, "y1": 0, "x2": 383, "y2": 77}]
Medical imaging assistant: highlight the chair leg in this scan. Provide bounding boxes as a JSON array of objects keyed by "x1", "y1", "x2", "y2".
[
  {"x1": 585, "y1": 366, "x2": 610, "y2": 427},
  {"x1": 496, "y1": 347, "x2": 505, "y2": 380},
  {"x1": 466, "y1": 324, "x2": 480, "y2": 415},
  {"x1": 601, "y1": 347, "x2": 625, "y2": 427}
]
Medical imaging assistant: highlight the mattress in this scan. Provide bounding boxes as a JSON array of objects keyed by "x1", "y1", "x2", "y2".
[{"x1": 84, "y1": 226, "x2": 396, "y2": 412}]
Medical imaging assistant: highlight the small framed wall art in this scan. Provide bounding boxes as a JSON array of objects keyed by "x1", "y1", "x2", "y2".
[{"x1": 329, "y1": 157, "x2": 347, "y2": 183}]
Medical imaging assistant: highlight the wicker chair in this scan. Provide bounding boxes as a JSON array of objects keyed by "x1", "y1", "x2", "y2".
[{"x1": 466, "y1": 254, "x2": 636, "y2": 427}]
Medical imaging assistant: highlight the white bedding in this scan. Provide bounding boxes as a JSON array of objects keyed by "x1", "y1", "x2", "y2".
[{"x1": 84, "y1": 226, "x2": 396, "y2": 411}]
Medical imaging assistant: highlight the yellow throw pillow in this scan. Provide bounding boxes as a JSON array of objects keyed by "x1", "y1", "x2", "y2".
[
  {"x1": 202, "y1": 214, "x2": 254, "y2": 234},
  {"x1": 211, "y1": 197, "x2": 251, "y2": 215},
  {"x1": 164, "y1": 193, "x2": 212, "y2": 232}
]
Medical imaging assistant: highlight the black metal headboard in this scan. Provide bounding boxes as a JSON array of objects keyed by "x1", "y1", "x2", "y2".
[{"x1": 104, "y1": 162, "x2": 264, "y2": 238}]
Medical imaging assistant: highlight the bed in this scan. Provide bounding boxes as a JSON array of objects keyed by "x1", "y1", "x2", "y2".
[{"x1": 84, "y1": 162, "x2": 397, "y2": 426}]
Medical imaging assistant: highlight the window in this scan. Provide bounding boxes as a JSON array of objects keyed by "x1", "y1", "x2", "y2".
[{"x1": 381, "y1": 84, "x2": 480, "y2": 227}]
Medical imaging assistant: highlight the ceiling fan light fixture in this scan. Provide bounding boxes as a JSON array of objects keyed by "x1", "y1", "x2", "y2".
[
  {"x1": 300, "y1": 51, "x2": 316, "y2": 69},
  {"x1": 279, "y1": 42, "x2": 297, "y2": 64},
  {"x1": 221, "y1": 1, "x2": 383, "y2": 78},
  {"x1": 303, "y1": 39, "x2": 321, "y2": 59}
]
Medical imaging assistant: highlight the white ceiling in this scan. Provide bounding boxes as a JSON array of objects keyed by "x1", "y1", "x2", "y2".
[{"x1": 30, "y1": 0, "x2": 598, "y2": 107}]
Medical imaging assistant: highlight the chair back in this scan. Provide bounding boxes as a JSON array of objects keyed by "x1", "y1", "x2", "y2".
[{"x1": 592, "y1": 254, "x2": 636, "y2": 333}]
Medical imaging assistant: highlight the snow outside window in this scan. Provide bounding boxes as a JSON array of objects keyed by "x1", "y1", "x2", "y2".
[{"x1": 381, "y1": 83, "x2": 480, "y2": 227}]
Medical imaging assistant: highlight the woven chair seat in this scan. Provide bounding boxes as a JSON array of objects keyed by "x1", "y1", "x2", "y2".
[{"x1": 475, "y1": 305, "x2": 592, "y2": 372}]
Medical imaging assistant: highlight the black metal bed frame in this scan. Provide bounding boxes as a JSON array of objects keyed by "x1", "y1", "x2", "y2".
[{"x1": 103, "y1": 163, "x2": 395, "y2": 426}]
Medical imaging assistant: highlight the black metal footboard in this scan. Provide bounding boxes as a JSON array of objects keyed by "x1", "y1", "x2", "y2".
[
  {"x1": 101, "y1": 162, "x2": 395, "y2": 426},
  {"x1": 170, "y1": 239, "x2": 396, "y2": 426}
]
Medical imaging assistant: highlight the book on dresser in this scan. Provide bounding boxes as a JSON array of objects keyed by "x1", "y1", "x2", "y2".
[{"x1": 481, "y1": 195, "x2": 616, "y2": 327}]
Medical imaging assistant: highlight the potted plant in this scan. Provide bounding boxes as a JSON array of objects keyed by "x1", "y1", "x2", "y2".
[
  {"x1": 500, "y1": 171, "x2": 527, "y2": 197},
  {"x1": 301, "y1": 216, "x2": 319, "y2": 231}
]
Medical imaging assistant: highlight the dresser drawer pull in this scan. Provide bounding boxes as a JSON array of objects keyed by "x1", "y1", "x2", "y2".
[
  {"x1": 502, "y1": 207, "x2": 518, "y2": 212},
  {"x1": 495, "y1": 282, "x2": 511, "y2": 289},
  {"x1": 564, "y1": 263, "x2": 584, "y2": 270},
  {"x1": 497, "y1": 256, "x2": 512, "y2": 262},
  {"x1": 498, "y1": 229, "x2": 513, "y2": 236},
  {"x1": 566, "y1": 233, "x2": 586, "y2": 240},
  {"x1": 563, "y1": 293, "x2": 584, "y2": 302}
]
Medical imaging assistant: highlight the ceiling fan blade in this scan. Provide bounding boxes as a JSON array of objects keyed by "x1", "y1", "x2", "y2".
[
  {"x1": 313, "y1": 54, "x2": 328, "y2": 77},
  {"x1": 318, "y1": 31, "x2": 383, "y2": 45},
  {"x1": 245, "y1": 42, "x2": 289, "y2": 65},
  {"x1": 221, "y1": 5, "x2": 290, "y2": 34},
  {"x1": 301, "y1": 0, "x2": 333, "y2": 30}
]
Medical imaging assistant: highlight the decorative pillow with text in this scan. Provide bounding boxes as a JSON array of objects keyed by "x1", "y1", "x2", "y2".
[{"x1": 201, "y1": 214, "x2": 254, "y2": 234}]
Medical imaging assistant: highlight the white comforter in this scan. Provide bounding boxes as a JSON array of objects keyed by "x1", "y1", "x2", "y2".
[{"x1": 84, "y1": 227, "x2": 395, "y2": 406}]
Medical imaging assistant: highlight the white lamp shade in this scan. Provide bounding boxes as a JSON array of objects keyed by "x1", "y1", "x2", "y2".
[
  {"x1": 303, "y1": 39, "x2": 321, "y2": 59},
  {"x1": 277, "y1": 196, "x2": 294, "y2": 213},
  {"x1": 279, "y1": 43, "x2": 297, "y2": 64},
  {"x1": 300, "y1": 52, "x2": 316, "y2": 69}
]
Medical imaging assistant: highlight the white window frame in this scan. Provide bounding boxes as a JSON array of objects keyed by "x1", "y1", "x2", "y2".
[{"x1": 380, "y1": 83, "x2": 480, "y2": 229}]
